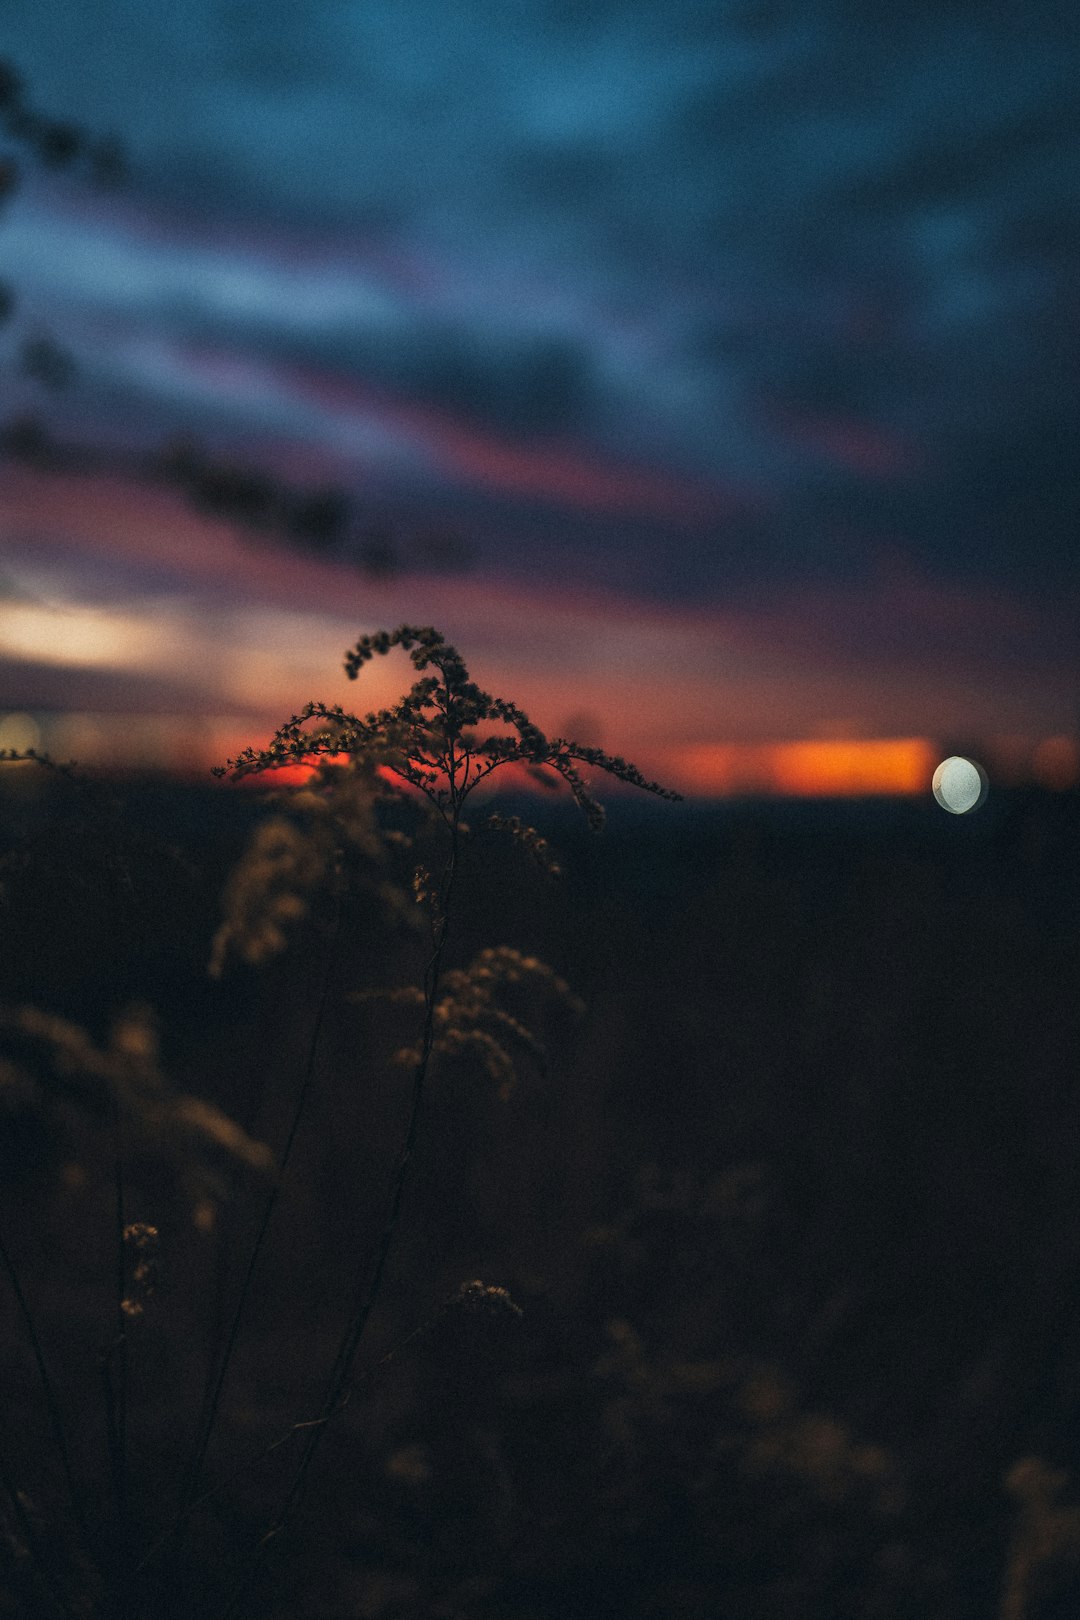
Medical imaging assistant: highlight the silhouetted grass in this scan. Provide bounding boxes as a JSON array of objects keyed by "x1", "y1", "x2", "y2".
[{"x1": 1, "y1": 697, "x2": 1080, "y2": 1617}]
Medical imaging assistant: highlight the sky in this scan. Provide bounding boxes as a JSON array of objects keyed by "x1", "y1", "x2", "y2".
[{"x1": 0, "y1": 0, "x2": 1077, "y2": 793}]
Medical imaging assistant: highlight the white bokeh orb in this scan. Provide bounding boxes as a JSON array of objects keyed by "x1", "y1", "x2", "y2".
[{"x1": 932, "y1": 755, "x2": 987, "y2": 814}]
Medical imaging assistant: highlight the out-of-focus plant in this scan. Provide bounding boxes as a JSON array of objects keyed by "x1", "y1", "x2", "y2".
[
  {"x1": 0, "y1": 1001, "x2": 274, "y2": 1198},
  {"x1": 1000, "y1": 1457, "x2": 1080, "y2": 1620},
  {"x1": 0, "y1": 625, "x2": 681, "y2": 1618}
]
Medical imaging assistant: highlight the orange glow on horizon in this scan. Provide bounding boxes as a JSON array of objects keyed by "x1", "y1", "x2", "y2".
[
  {"x1": 2, "y1": 463, "x2": 1075, "y2": 800},
  {"x1": 669, "y1": 737, "x2": 938, "y2": 798},
  {"x1": 10, "y1": 720, "x2": 1080, "y2": 800},
  {"x1": 121, "y1": 732, "x2": 941, "y2": 798},
  {"x1": 223, "y1": 756, "x2": 564, "y2": 800}
]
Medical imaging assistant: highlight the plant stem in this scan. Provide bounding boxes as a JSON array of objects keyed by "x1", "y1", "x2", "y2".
[
  {"x1": 111, "y1": 1089, "x2": 128, "y2": 1524},
  {"x1": 220, "y1": 809, "x2": 461, "y2": 1620},
  {"x1": 175, "y1": 886, "x2": 343, "y2": 1529}
]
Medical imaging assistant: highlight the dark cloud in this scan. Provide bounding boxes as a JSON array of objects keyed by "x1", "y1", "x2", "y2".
[
  {"x1": 213, "y1": 0, "x2": 357, "y2": 90},
  {"x1": 0, "y1": 0, "x2": 1076, "y2": 617},
  {"x1": 503, "y1": 142, "x2": 620, "y2": 211},
  {"x1": 306, "y1": 323, "x2": 597, "y2": 438},
  {"x1": 835, "y1": 100, "x2": 1078, "y2": 217}
]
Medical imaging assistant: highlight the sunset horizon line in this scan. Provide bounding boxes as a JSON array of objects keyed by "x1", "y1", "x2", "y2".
[{"x1": 2, "y1": 711, "x2": 1076, "y2": 800}]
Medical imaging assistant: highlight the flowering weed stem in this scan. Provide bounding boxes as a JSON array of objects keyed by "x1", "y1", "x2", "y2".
[
  {"x1": 205, "y1": 626, "x2": 679, "y2": 1618},
  {"x1": 176, "y1": 884, "x2": 344, "y2": 1539}
]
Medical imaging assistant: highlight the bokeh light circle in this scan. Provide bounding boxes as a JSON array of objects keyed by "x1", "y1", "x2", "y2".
[{"x1": 932, "y1": 755, "x2": 987, "y2": 814}]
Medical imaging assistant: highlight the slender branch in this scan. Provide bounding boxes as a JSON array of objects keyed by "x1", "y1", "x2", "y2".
[
  {"x1": 176, "y1": 886, "x2": 344, "y2": 1528},
  {"x1": 134, "y1": 1397, "x2": 349, "y2": 1577},
  {"x1": 111, "y1": 1088, "x2": 128, "y2": 1531}
]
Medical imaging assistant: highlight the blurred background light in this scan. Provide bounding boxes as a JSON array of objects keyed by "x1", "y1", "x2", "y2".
[{"x1": 932, "y1": 754, "x2": 988, "y2": 814}]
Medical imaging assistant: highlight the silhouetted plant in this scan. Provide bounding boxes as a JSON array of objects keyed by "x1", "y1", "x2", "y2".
[
  {"x1": 201, "y1": 624, "x2": 679, "y2": 1613},
  {"x1": 0, "y1": 628, "x2": 683, "y2": 1617}
]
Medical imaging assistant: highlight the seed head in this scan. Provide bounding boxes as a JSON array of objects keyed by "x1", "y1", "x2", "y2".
[{"x1": 449, "y1": 1280, "x2": 523, "y2": 1319}]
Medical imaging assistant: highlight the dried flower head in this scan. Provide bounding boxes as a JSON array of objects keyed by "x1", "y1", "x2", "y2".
[
  {"x1": 484, "y1": 813, "x2": 562, "y2": 877},
  {"x1": 209, "y1": 761, "x2": 418, "y2": 976},
  {"x1": 362, "y1": 944, "x2": 584, "y2": 1099},
  {"x1": 208, "y1": 815, "x2": 327, "y2": 977},
  {"x1": 448, "y1": 1280, "x2": 523, "y2": 1319},
  {"x1": 216, "y1": 625, "x2": 681, "y2": 834},
  {"x1": 121, "y1": 1222, "x2": 159, "y2": 1319}
]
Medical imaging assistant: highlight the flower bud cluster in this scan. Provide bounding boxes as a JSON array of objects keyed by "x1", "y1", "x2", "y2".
[
  {"x1": 366, "y1": 944, "x2": 584, "y2": 1099},
  {"x1": 448, "y1": 1280, "x2": 523, "y2": 1319},
  {"x1": 484, "y1": 814, "x2": 562, "y2": 877},
  {"x1": 121, "y1": 1222, "x2": 159, "y2": 1320},
  {"x1": 218, "y1": 626, "x2": 681, "y2": 842}
]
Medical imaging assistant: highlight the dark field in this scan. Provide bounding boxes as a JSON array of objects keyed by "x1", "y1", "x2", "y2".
[{"x1": 1, "y1": 773, "x2": 1079, "y2": 1619}]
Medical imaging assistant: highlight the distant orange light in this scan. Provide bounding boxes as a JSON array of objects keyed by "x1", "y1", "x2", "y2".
[
  {"x1": 229, "y1": 762, "x2": 317, "y2": 789},
  {"x1": 670, "y1": 737, "x2": 936, "y2": 798},
  {"x1": 772, "y1": 738, "x2": 936, "y2": 797}
]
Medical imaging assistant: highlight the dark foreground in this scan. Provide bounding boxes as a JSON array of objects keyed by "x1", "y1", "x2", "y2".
[{"x1": 1, "y1": 773, "x2": 1079, "y2": 1619}]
